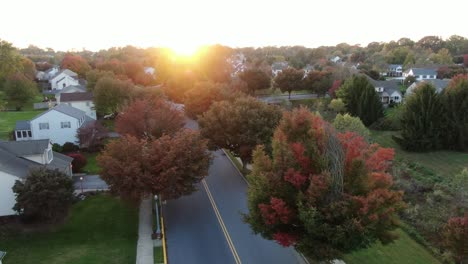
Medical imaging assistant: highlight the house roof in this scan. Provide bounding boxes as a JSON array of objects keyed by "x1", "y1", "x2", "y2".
[
  {"x1": 61, "y1": 85, "x2": 86, "y2": 93},
  {"x1": 407, "y1": 68, "x2": 437, "y2": 76},
  {"x1": 272, "y1": 62, "x2": 288, "y2": 71},
  {"x1": 418, "y1": 79, "x2": 450, "y2": 90},
  {"x1": 60, "y1": 92, "x2": 93, "y2": 102},
  {"x1": 50, "y1": 69, "x2": 78, "y2": 81},
  {"x1": 32, "y1": 104, "x2": 87, "y2": 121},
  {"x1": 365, "y1": 75, "x2": 402, "y2": 96},
  {"x1": 0, "y1": 139, "x2": 49, "y2": 156},
  {"x1": 15, "y1": 120, "x2": 31, "y2": 130}
]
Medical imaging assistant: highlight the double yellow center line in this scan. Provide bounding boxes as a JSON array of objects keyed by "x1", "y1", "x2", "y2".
[{"x1": 202, "y1": 179, "x2": 242, "y2": 264}]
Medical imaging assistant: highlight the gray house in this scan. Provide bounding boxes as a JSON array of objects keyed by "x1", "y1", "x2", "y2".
[
  {"x1": 406, "y1": 79, "x2": 451, "y2": 98},
  {"x1": 403, "y1": 68, "x2": 437, "y2": 80}
]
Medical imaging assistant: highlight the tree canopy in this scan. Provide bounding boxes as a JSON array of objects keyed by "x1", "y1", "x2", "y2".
[
  {"x1": 245, "y1": 107, "x2": 404, "y2": 261},
  {"x1": 273, "y1": 67, "x2": 304, "y2": 98},
  {"x1": 199, "y1": 96, "x2": 282, "y2": 169},
  {"x1": 238, "y1": 69, "x2": 271, "y2": 95}
]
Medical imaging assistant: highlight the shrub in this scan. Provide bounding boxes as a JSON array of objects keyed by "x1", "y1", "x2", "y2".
[
  {"x1": 67, "y1": 153, "x2": 87, "y2": 173},
  {"x1": 52, "y1": 143, "x2": 63, "y2": 153},
  {"x1": 62, "y1": 142, "x2": 79, "y2": 153}
]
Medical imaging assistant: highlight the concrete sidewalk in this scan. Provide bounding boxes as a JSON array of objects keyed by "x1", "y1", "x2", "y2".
[{"x1": 136, "y1": 197, "x2": 154, "y2": 264}]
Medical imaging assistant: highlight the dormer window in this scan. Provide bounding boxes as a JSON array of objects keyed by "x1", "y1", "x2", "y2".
[{"x1": 47, "y1": 148, "x2": 53, "y2": 162}]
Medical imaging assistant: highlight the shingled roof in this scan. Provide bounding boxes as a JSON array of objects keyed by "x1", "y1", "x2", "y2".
[{"x1": 60, "y1": 92, "x2": 93, "y2": 102}]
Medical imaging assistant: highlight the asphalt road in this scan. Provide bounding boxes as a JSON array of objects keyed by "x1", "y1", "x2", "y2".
[
  {"x1": 72, "y1": 175, "x2": 109, "y2": 191},
  {"x1": 163, "y1": 118, "x2": 306, "y2": 264},
  {"x1": 257, "y1": 93, "x2": 317, "y2": 103}
]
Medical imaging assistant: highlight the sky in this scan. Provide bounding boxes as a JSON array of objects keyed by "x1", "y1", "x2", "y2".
[{"x1": 1, "y1": 0, "x2": 467, "y2": 52}]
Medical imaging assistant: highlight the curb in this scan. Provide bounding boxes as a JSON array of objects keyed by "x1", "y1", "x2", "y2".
[
  {"x1": 221, "y1": 149, "x2": 249, "y2": 185},
  {"x1": 161, "y1": 203, "x2": 168, "y2": 264}
]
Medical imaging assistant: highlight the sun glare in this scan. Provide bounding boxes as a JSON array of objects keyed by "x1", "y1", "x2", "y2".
[{"x1": 170, "y1": 43, "x2": 201, "y2": 58}]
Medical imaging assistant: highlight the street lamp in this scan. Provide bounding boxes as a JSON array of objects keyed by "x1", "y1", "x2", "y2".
[
  {"x1": 153, "y1": 195, "x2": 161, "y2": 239},
  {"x1": 79, "y1": 176, "x2": 84, "y2": 194}
]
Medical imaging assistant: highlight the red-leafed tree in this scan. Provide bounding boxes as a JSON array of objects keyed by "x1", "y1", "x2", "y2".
[
  {"x1": 66, "y1": 153, "x2": 87, "y2": 173},
  {"x1": 60, "y1": 53, "x2": 91, "y2": 77},
  {"x1": 245, "y1": 107, "x2": 405, "y2": 261},
  {"x1": 463, "y1": 54, "x2": 468, "y2": 67},
  {"x1": 443, "y1": 215, "x2": 468, "y2": 264},
  {"x1": 115, "y1": 98, "x2": 184, "y2": 140},
  {"x1": 328, "y1": 79, "x2": 342, "y2": 98},
  {"x1": 97, "y1": 130, "x2": 211, "y2": 201}
]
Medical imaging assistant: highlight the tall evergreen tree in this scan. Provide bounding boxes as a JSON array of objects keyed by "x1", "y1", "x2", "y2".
[
  {"x1": 337, "y1": 75, "x2": 384, "y2": 126},
  {"x1": 441, "y1": 74, "x2": 468, "y2": 150},
  {"x1": 396, "y1": 83, "x2": 444, "y2": 151}
]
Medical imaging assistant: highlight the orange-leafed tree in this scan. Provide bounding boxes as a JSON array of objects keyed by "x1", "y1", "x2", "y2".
[
  {"x1": 115, "y1": 98, "x2": 184, "y2": 140},
  {"x1": 97, "y1": 130, "x2": 211, "y2": 201},
  {"x1": 245, "y1": 107, "x2": 405, "y2": 261},
  {"x1": 60, "y1": 53, "x2": 91, "y2": 77},
  {"x1": 184, "y1": 81, "x2": 225, "y2": 119}
]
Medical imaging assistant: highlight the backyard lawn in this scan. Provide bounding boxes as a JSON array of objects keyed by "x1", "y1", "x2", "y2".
[
  {"x1": 0, "y1": 194, "x2": 138, "y2": 264},
  {"x1": 83, "y1": 152, "x2": 100, "y2": 174},
  {"x1": 371, "y1": 130, "x2": 468, "y2": 177},
  {"x1": 343, "y1": 229, "x2": 440, "y2": 264},
  {"x1": 0, "y1": 110, "x2": 42, "y2": 139}
]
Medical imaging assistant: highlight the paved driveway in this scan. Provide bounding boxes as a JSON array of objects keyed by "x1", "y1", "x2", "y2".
[{"x1": 72, "y1": 175, "x2": 108, "y2": 191}]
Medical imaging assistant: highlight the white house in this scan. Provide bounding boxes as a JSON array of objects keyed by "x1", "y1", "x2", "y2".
[
  {"x1": 330, "y1": 56, "x2": 341, "y2": 64},
  {"x1": 387, "y1": 64, "x2": 403, "y2": 77},
  {"x1": 49, "y1": 69, "x2": 79, "y2": 90},
  {"x1": 45, "y1": 66, "x2": 60, "y2": 80},
  {"x1": 55, "y1": 85, "x2": 87, "y2": 103},
  {"x1": 271, "y1": 62, "x2": 288, "y2": 76},
  {"x1": 368, "y1": 77, "x2": 403, "y2": 106},
  {"x1": 15, "y1": 104, "x2": 93, "y2": 145},
  {"x1": 0, "y1": 139, "x2": 72, "y2": 216},
  {"x1": 60, "y1": 92, "x2": 96, "y2": 120},
  {"x1": 403, "y1": 68, "x2": 437, "y2": 80},
  {"x1": 405, "y1": 79, "x2": 451, "y2": 98}
]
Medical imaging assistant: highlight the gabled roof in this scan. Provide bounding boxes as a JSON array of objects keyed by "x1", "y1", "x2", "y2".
[
  {"x1": 50, "y1": 69, "x2": 78, "y2": 81},
  {"x1": 32, "y1": 104, "x2": 87, "y2": 121},
  {"x1": 15, "y1": 120, "x2": 31, "y2": 130},
  {"x1": 418, "y1": 79, "x2": 450, "y2": 90},
  {"x1": 0, "y1": 147, "x2": 36, "y2": 178},
  {"x1": 61, "y1": 85, "x2": 86, "y2": 93},
  {"x1": 365, "y1": 75, "x2": 402, "y2": 96},
  {"x1": 0, "y1": 139, "x2": 49, "y2": 156},
  {"x1": 60, "y1": 92, "x2": 93, "y2": 102},
  {"x1": 407, "y1": 68, "x2": 437, "y2": 76}
]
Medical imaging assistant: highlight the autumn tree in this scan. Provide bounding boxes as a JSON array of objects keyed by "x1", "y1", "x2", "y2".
[
  {"x1": 337, "y1": 75, "x2": 384, "y2": 126},
  {"x1": 0, "y1": 39, "x2": 22, "y2": 85},
  {"x1": 245, "y1": 107, "x2": 404, "y2": 261},
  {"x1": 396, "y1": 83, "x2": 444, "y2": 151},
  {"x1": 77, "y1": 121, "x2": 109, "y2": 151},
  {"x1": 443, "y1": 215, "x2": 468, "y2": 264},
  {"x1": 12, "y1": 168, "x2": 74, "y2": 222},
  {"x1": 97, "y1": 130, "x2": 211, "y2": 201},
  {"x1": 238, "y1": 68, "x2": 271, "y2": 95},
  {"x1": 333, "y1": 113, "x2": 370, "y2": 140},
  {"x1": 328, "y1": 80, "x2": 342, "y2": 98},
  {"x1": 115, "y1": 98, "x2": 184, "y2": 140},
  {"x1": 199, "y1": 96, "x2": 282, "y2": 169},
  {"x1": 441, "y1": 74, "x2": 468, "y2": 150},
  {"x1": 184, "y1": 81, "x2": 225, "y2": 118},
  {"x1": 302, "y1": 70, "x2": 333, "y2": 96},
  {"x1": 85, "y1": 69, "x2": 115, "y2": 91},
  {"x1": 93, "y1": 76, "x2": 135, "y2": 115},
  {"x1": 60, "y1": 53, "x2": 91, "y2": 77},
  {"x1": 273, "y1": 67, "x2": 304, "y2": 99},
  {"x1": 3, "y1": 73, "x2": 38, "y2": 110}
]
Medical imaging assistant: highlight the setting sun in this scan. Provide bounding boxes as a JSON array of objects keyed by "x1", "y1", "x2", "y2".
[{"x1": 169, "y1": 43, "x2": 201, "y2": 57}]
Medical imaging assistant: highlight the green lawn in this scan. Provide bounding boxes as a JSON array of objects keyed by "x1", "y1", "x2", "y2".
[
  {"x1": 83, "y1": 152, "x2": 100, "y2": 174},
  {"x1": 0, "y1": 194, "x2": 138, "y2": 264},
  {"x1": 371, "y1": 130, "x2": 468, "y2": 177},
  {"x1": 343, "y1": 229, "x2": 440, "y2": 264},
  {"x1": 0, "y1": 110, "x2": 43, "y2": 139},
  {"x1": 154, "y1": 246, "x2": 163, "y2": 263}
]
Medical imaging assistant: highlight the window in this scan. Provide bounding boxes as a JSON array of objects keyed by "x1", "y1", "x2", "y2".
[
  {"x1": 394, "y1": 96, "x2": 400, "y2": 100},
  {"x1": 39, "y1": 123, "x2": 49, "y2": 130},
  {"x1": 16, "y1": 131, "x2": 22, "y2": 138},
  {"x1": 28, "y1": 131, "x2": 32, "y2": 137},
  {"x1": 63, "y1": 83, "x2": 66, "y2": 88},
  {"x1": 22, "y1": 131, "x2": 27, "y2": 137},
  {"x1": 61, "y1": 121, "x2": 71, "y2": 128}
]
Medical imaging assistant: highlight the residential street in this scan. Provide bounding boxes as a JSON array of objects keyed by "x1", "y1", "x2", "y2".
[
  {"x1": 163, "y1": 118, "x2": 306, "y2": 264},
  {"x1": 72, "y1": 175, "x2": 108, "y2": 191},
  {"x1": 257, "y1": 93, "x2": 317, "y2": 103}
]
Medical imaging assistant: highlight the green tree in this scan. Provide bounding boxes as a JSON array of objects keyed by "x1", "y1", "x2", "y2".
[
  {"x1": 238, "y1": 69, "x2": 271, "y2": 95},
  {"x1": 430, "y1": 48, "x2": 454, "y2": 64},
  {"x1": 245, "y1": 107, "x2": 404, "y2": 261},
  {"x1": 93, "y1": 76, "x2": 135, "y2": 115},
  {"x1": 85, "y1": 69, "x2": 115, "y2": 91},
  {"x1": 303, "y1": 70, "x2": 333, "y2": 96},
  {"x1": 199, "y1": 96, "x2": 282, "y2": 169},
  {"x1": 333, "y1": 113, "x2": 370, "y2": 140},
  {"x1": 273, "y1": 67, "x2": 304, "y2": 99},
  {"x1": 441, "y1": 74, "x2": 468, "y2": 150},
  {"x1": 3, "y1": 73, "x2": 38, "y2": 110},
  {"x1": 12, "y1": 168, "x2": 74, "y2": 222},
  {"x1": 0, "y1": 39, "x2": 22, "y2": 86},
  {"x1": 337, "y1": 75, "x2": 384, "y2": 126},
  {"x1": 396, "y1": 83, "x2": 444, "y2": 151},
  {"x1": 328, "y1": 98, "x2": 346, "y2": 113}
]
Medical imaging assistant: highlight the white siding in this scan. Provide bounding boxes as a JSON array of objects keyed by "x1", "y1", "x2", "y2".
[
  {"x1": 31, "y1": 110, "x2": 80, "y2": 145},
  {"x1": 391, "y1": 91, "x2": 402, "y2": 103},
  {"x1": 66, "y1": 101, "x2": 96, "y2": 120},
  {"x1": 50, "y1": 73, "x2": 79, "y2": 90},
  {"x1": 23, "y1": 154, "x2": 46, "y2": 164},
  {"x1": 0, "y1": 172, "x2": 20, "y2": 216}
]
